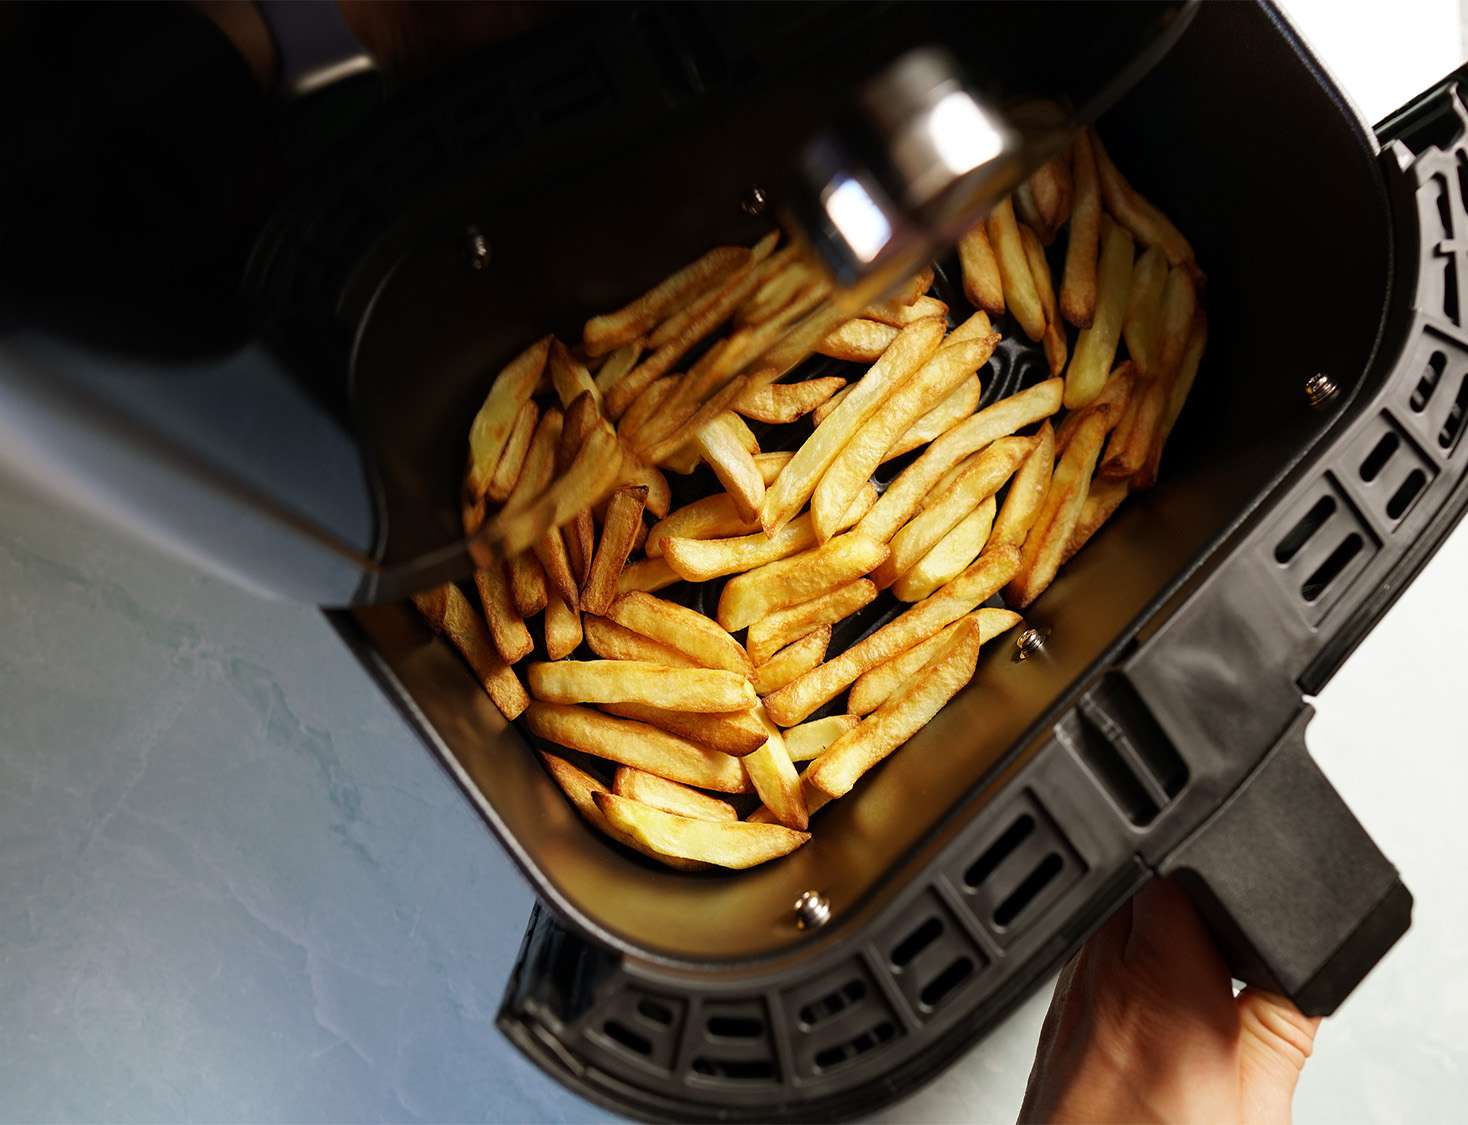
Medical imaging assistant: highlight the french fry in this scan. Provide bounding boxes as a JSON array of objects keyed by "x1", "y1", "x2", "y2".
[
  {"x1": 762, "y1": 545, "x2": 1018, "y2": 726},
  {"x1": 583, "y1": 245, "x2": 748, "y2": 356},
  {"x1": 1100, "y1": 373, "x2": 1166, "y2": 481},
  {"x1": 944, "y1": 310, "x2": 994, "y2": 349},
  {"x1": 748, "y1": 777, "x2": 833, "y2": 823},
  {"x1": 528, "y1": 703, "x2": 750, "y2": 793},
  {"x1": 617, "y1": 557, "x2": 681, "y2": 595},
  {"x1": 783, "y1": 715, "x2": 861, "y2": 762},
  {"x1": 593, "y1": 340, "x2": 644, "y2": 395},
  {"x1": 544, "y1": 590, "x2": 583, "y2": 661},
  {"x1": 885, "y1": 375, "x2": 983, "y2": 460},
  {"x1": 1104, "y1": 268, "x2": 1194, "y2": 479},
  {"x1": 1139, "y1": 312, "x2": 1207, "y2": 487},
  {"x1": 1006, "y1": 409, "x2": 1109, "y2": 608},
  {"x1": 959, "y1": 223, "x2": 1005, "y2": 315},
  {"x1": 487, "y1": 422, "x2": 623, "y2": 557},
  {"x1": 474, "y1": 563, "x2": 533, "y2": 664},
  {"x1": 863, "y1": 294, "x2": 948, "y2": 327},
  {"x1": 739, "y1": 260, "x2": 809, "y2": 326},
  {"x1": 1122, "y1": 246, "x2": 1167, "y2": 377},
  {"x1": 1061, "y1": 478, "x2": 1130, "y2": 564},
  {"x1": 645, "y1": 232, "x2": 779, "y2": 353},
  {"x1": 1015, "y1": 180, "x2": 1046, "y2": 239},
  {"x1": 752, "y1": 626, "x2": 830, "y2": 696},
  {"x1": 746, "y1": 578, "x2": 877, "y2": 666},
  {"x1": 509, "y1": 552, "x2": 549, "y2": 616},
  {"x1": 1030, "y1": 154, "x2": 1073, "y2": 238},
  {"x1": 466, "y1": 336, "x2": 550, "y2": 499},
  {"x1": 764, "y1": 318, "x2": 945, "y2": 533},
  {"x1": 811, "y1": 335, "x2": 994, "y2": 542},
  {"x1": 1021, "y1": 223, "x2": 1067, "y2": 376},
  {"x1": 987, "y1": 197, "x2": 1046, "y2": 342},
  {"x1": 647, "y1": 495, "x2": 759, "y2": 557},
  {"x1": 608, "y1": 592, "x2": 751, "y2": 675},
  {"x1": 804, "y1": 616, "x2": 981, "y2": 798},
  {"x1": 412, "y1": 584, "x2": 528, "y2": 720},
  {"x1": 618, "y1": 374, "x2": 677, "y2": 443},
  {"x1": 849, "y1": 607, "x2": 1021, "y2": 716},
  {"x1": 584, "y1": 615, "x2": 698, "y2": 667},
  {"x1": 600, "y1": 701, "x2": 768, "y2": 756},
  {"x1": 1092, "y1": 131, "x2": 1195, "y2": 268},
  {"x1": 697, "y1": 414, "x2": 765, "y2": 522},
  {"x1": 533, "y1": 529, "x2": 579, "y2": 606},
  {"x1": 990, "y1": 421, "x2": 1055, "y2": 548},
  {"x1": 886, "y1": 267, "x2": 935, "y2": 307},
  {"x1": 548, "y1": 339, "x2": 603, "y2": 410},
  {"x1": 581, "y1": 485, "x2": 646, "y2": 615},
  {"x1": 742, "y1": 715, "x2": 806, "y2": 829},
  {"x1": 892, "y1": 494, "x2": 996, "y2": 602},
  {"x1": 529, "y1": 659, "x2": 757, "y2": 712},
  {"x1": 734, "y1": 376, "x2": 847, "y2": 424},
  {"x1": 557, "y1": 393, "x2": 601, "y2": 581},
  {"x1": 811, "y1": 384, "x2": 850, "y2": 426},
  {"x1": 539, "y1": 753, "x2": 705, "y2": 871},
  {"x1": 613, "y1": 768, "x2": 738, "y2": 823},
  {"x1": 817, "y1": 318, "x2": 900, "y2": 362},
  {"x1": 614, "y1": 450, "x2": 671, "y2": 519},
  {"x1": 755, "y1": 451, "x2": 793, "y2": 486},
  {"x1": 878, "y1": 438, "x2": 1028, "y2": 586},
  {"x1": 1056, "y1": 363, "x2": 1134, "y2": 454},
  {"x1": 486, "y1": 399, "x2": 539, "y2": 503},
  {"x1": 595, "y1": 792, "x2": 808, "y2": 868},
  {"x1": 1061, "y1": 128, "x2": 1102, "y2": 328},
  {"x1": 1065, "y1": 217, "x2": 1135, "y2": 409},
  {"x1": 1154, "y1": 264, "x2": 1199, "y2": 382},
  {"x1": 718, "y1": 533, "x2": 888, "y2": 633}
]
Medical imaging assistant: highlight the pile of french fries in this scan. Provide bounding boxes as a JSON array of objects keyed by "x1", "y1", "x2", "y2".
[{"x1": 412, "y1": 126, "x2": 1207, "y2": 872}]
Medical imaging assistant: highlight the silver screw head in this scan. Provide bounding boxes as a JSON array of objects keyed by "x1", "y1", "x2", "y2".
[
  {"x1": 741, "y1": 185, "x2": 768, "y2": 217},
  {"x1": 465, "y1": 226, "x2": 491, "y2": 271},
  {"x1": 1014, "y1": 626, "x2": 1049, "y2": 662},
  {"x1": 794, "y1": 889, "x2": 831, "y2": 929},
  {"x1": 1304, "y1": 372, "x2": 1339, "y2": 408}
]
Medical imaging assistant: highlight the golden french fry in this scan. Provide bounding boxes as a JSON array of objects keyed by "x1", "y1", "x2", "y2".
[
  {"x1": 805, "y1": 616, "x2": 981, "y2": 798},
  {"x1": 529, "y1": 659, "x2": 756, "y2": 712},
  {"x1": 617, "y1": 556, "x2": 681, "y2": 595},
  {"x1": 764, "y1": 319, "x2": 945, "y2": 534},
  {"x1": 509, "y1": 551, "x2": 549, "y2": 616},
  {"x1": 738, "y1": 260, "x2": 808, "y2": 326},
  {"x1": 593, "y1": 340, "x2": 644, "y2": 395},
  {"x1": 1139, "y1": 312, "x2": 1207, "y2": 487},
  {"x1": 533, "y1": 529, "x2": 578, "y2": 607},
  {"x1": 548, "y1": 339, "x2": 603, "y2": 410},
  {"x1": 959, "y1": 223, "x2": 1004, "y2": 315},
  {"x1": 466, "y1": 336, "x2": 550, "y2": 499},
  {"x1": 748, "y1": 777, "x2": 833, "y2": 824},
  {"x1": 611, "y1": 450, "x2": 670, "y2": 519},
  {"x1": 811, "y1": 384, "x2": 849, "y2": 426},
  {"x1": 584, "y1": 615, "x2": 699, "y2": 667},
  {"x1": 486, "y1": 399, "x2": 539, "y2": 503},
  {"x1": 412, "y1": 584, "x2": 529, "y2": 720},
  {"x1": 487, "y1": 423, "x2": 622, "y2": 557},
  {"x1": 812, "y1": 335, "x2": 993, "y2": 542},
  {"x1": 988, "y1": 197, "x2": 1046, "y2": 342},
  {"x1": 783, "y1": 715, "x2": 861, "y2": 762},
  {"x1": 584, "y1": 245, "x2": 748, "y2": 357},
  {"x1": 944, "y1": 310, "x2": 994, "y2": 348},
  {"x1": 1030, "y1": 154, "x2": 1073, "y2": 237},
  {"x1": 1065, "y1": 217, "x2": 1135, "y2": 410},
  {"x1": 544, "y1": 590, "x2": 583, "y2": 661},
  {"x1": 893, "y1": 494, "x2": 996, "y2": 602},
  {"x1": 762, "y1": 545, "x2": 1018, "y2": 726},
  {"x1": 754, "y1": 451, "x2": 793, "y2": 486},
  {"x1": 734, "y1": 376, "x2": 847, "y2": 424},
  {"x1": 557, "y1": 393, "x2": 600, "y2": 580},
  {"x1": 857, "y1": 379, "x2": 1063, "y2": 544},
  {"x1": 742, "y1": 716, "x2": 806, "y2": 830},
  {"x1": 1056, "y1": 363, "x2": 1134, "y2": 454},
  {"x1": 990, "y1": 421, "x2": 1055, "y2": 548},
  {"x1": 1154, "y1": 264, "x2": 1199, "y2": 382},
  {"x1": 697, "y1": 414, "x2": 764, "y2": 522},
  {"x1": 1014, "y1": 179, "x2": 1045, "y2": 236},
  {"x1": 816, "y1": 318, "x2": 900, "y2": 362},
  {"x1": 595, "y1": 791, "x2": 807, "y2": 868},
  {"x1": 645, "y1": 232, "x2": 779, "y2": 353},
  {"x1": 886, "y1": 267, "x2": 935, "y2": 307},
  {"x1": 539, "y1": 753, "x2": 705, "y2": 871},
  {"x1": 528, "y1": 703, "x2": 750, "y2": 793},
  {"x1": 630, "y1": 517, "x2": 648, "y2": 555},
  {"x1": 474, "y1": 563, "x2": 533, "y2": 664},
  {"x1": 613, "y1": 768, "x2": 738, "y2": 823},
  {"x1": 1007, "y1": 409, "x2": 1109, "y2": 608},
  {"x1": 718, "y1": 533, "x2": 888, "y2": 633},
  {"x1": 618, "y1": 375, "x2": 677, "y2": 447},
  {"x1": 608, "y1": 592, "x2": 751, "y2": 675},
  {"x1": 496, "y1": 405, "x2": 560, "y2": 586},
  {"x1": 752, "y1": 626, "x2": 830, "y2": 696},
  {"x1": 580, "y1": 485, "x2": 646, "y2": 615},
  {"x1": 647, "y1": 495, "x2": 759, "y2": 557},
  {"x1": 746, "y1": 578, "x2": 876, "y2": 666},
  {"x1": 1062, "y1": 128, "x2": 1102, "y2": 328},
  {"x1": 885, "y1": 375, "x2": 983, "y2": 461},
  {"x1": 1020, "y1": 223, "x2": 1067, "y2": 376},
  {"x1": 863, "y1": 294, "x2": 948, "y2": 327},
  {"x1": 1122, "y1": 245, "x2": 1167, "y2": 377},
  {"x1": 1100, "y1": 373, "x2": 1166, "y2": 481},
  {"x1": 1092, "y1": 131, "x2": 1195, "y2": 268},
  {"x1": 600, "y1": 701, "x2": 768, "y2": 757},
  {"x1": 1062, "y1": 478, "x2": 1130, "y2": 564},
  {"x1": 849, "y1": 607, "x2": 1020, "y2": 716}
]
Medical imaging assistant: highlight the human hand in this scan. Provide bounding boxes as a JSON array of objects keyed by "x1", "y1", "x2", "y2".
[{"x1": 1019, "y1": 877, "x2": 1320, "y2": 1125}]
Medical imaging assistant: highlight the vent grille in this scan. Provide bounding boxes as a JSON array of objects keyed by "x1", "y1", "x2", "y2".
[
  {"x1": 883, "y1": 892, "x2": 988, "y2": 1017},
  {"x1": 783, "y1": 962, "x2": 903, "y2": 1080},
  {"x1": 592, "y1": 988, "x2": 686, "y2": 1073},
  {"x1": 686, "y1": 998, "x2": 779, "y2": 1087},
  {"x1": 1268, "y1": 478, "x2": 1379, "y2": 623},
  {"x1": 1344, "y1": 414, "x2": 1438, "y2": 529}
]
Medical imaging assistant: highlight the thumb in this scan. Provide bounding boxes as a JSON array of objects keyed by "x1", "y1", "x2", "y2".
[{"x1": 1235, "y1": 987, "x2": 1321, "y2": 1125}]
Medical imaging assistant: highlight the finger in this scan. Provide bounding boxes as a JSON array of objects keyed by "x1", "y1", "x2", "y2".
[
  {"x1": 1237, "y1": 987, "x2": 1321, "y2": 1125},
  {"x1": 1124, "y1": 876, "x2": 1233, "y2": 992}
]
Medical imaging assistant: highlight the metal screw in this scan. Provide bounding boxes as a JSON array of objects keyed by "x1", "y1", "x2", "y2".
[
  {"x1": 1304, "y1": 372, "x2": 1339, "y2": 409},
  {"x1": 1013, "y1": 626, "x2": 1049, "y2": 662},
  {"x1": 465, "y1": 226, "x2": 491, "y2": 271},
  {"x1": 741, "y1": 185, "x2": 768, "y2": 217},
  {"x1": 794, "y1": 889, "x2": 831, "y2": 930}
]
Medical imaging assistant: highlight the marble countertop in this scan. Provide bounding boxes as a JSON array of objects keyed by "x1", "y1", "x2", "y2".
[{"x1": 3, "y1": 4, "x2": 1466, "y2": 1122}]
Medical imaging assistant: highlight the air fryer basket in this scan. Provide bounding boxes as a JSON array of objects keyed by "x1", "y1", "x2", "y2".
[{"x1": 331, "y1": 4, "x2": 1468, "y2": 1122}]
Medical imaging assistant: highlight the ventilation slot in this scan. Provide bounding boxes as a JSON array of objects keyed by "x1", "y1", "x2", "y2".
[
  {"x1": 691, "y1": 1057, "x2": 775, "y2": 1081},
  {"x1": 1275, "y1": 495, "x2": 1336, "y2": 563},
  {"x1": 964, "y1": 815, "x2": 1034, "y2": 888},
  {"x1": 1066, "y1": 711, "x2": 1161, "y2": 825},
  {"x1": 812, "y1": 1021, "x2": 897, "y2": 1073},
  {"x1": 995, "y1": 854, "x2": 1065, "y2": 929},
  {"x1": 1359, "y1": 432, "x2": 1400, "y2": 481},
  {"x1": 1443, "y1": 255, "x2": 1461, "y2": 325},
  {"x1": 1437, "y1": 174, "x2": 1455, "y2": 235},
  {"x1": 798, "y1": 979, "x2": 867, "y2": 1029},
  {"x1": 637, "y1": 998, "x2": 674, "y2": 1027},
  {"x1": 918, "y1": 957, "x2": 975, "y2": 1011},
  {"x1": 707, "y1": 1016, "x2": 763, "y2": 1039},
  {"x1": 1301, "y1": 534, "x2": 1365, "y2": 603},
  {"x1": 1441, "y1": 374, "x2": 1468, "y2": 450},
  {"x1": 603, "y1": 1020, "x2": 652, "y2": 1057},
  {"x1": 1411, "y1": 351, "x2": 1446, "y2": 412},
  {"x1": 1386, "y1": 469, "x2": 1428, "y2": 520},
  {"x1": 891, "y1": 917, "x2": 944, "y2": 969},
  {"x1": 688, "y1": 999, "x2": 778, "y2": 1086}
]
